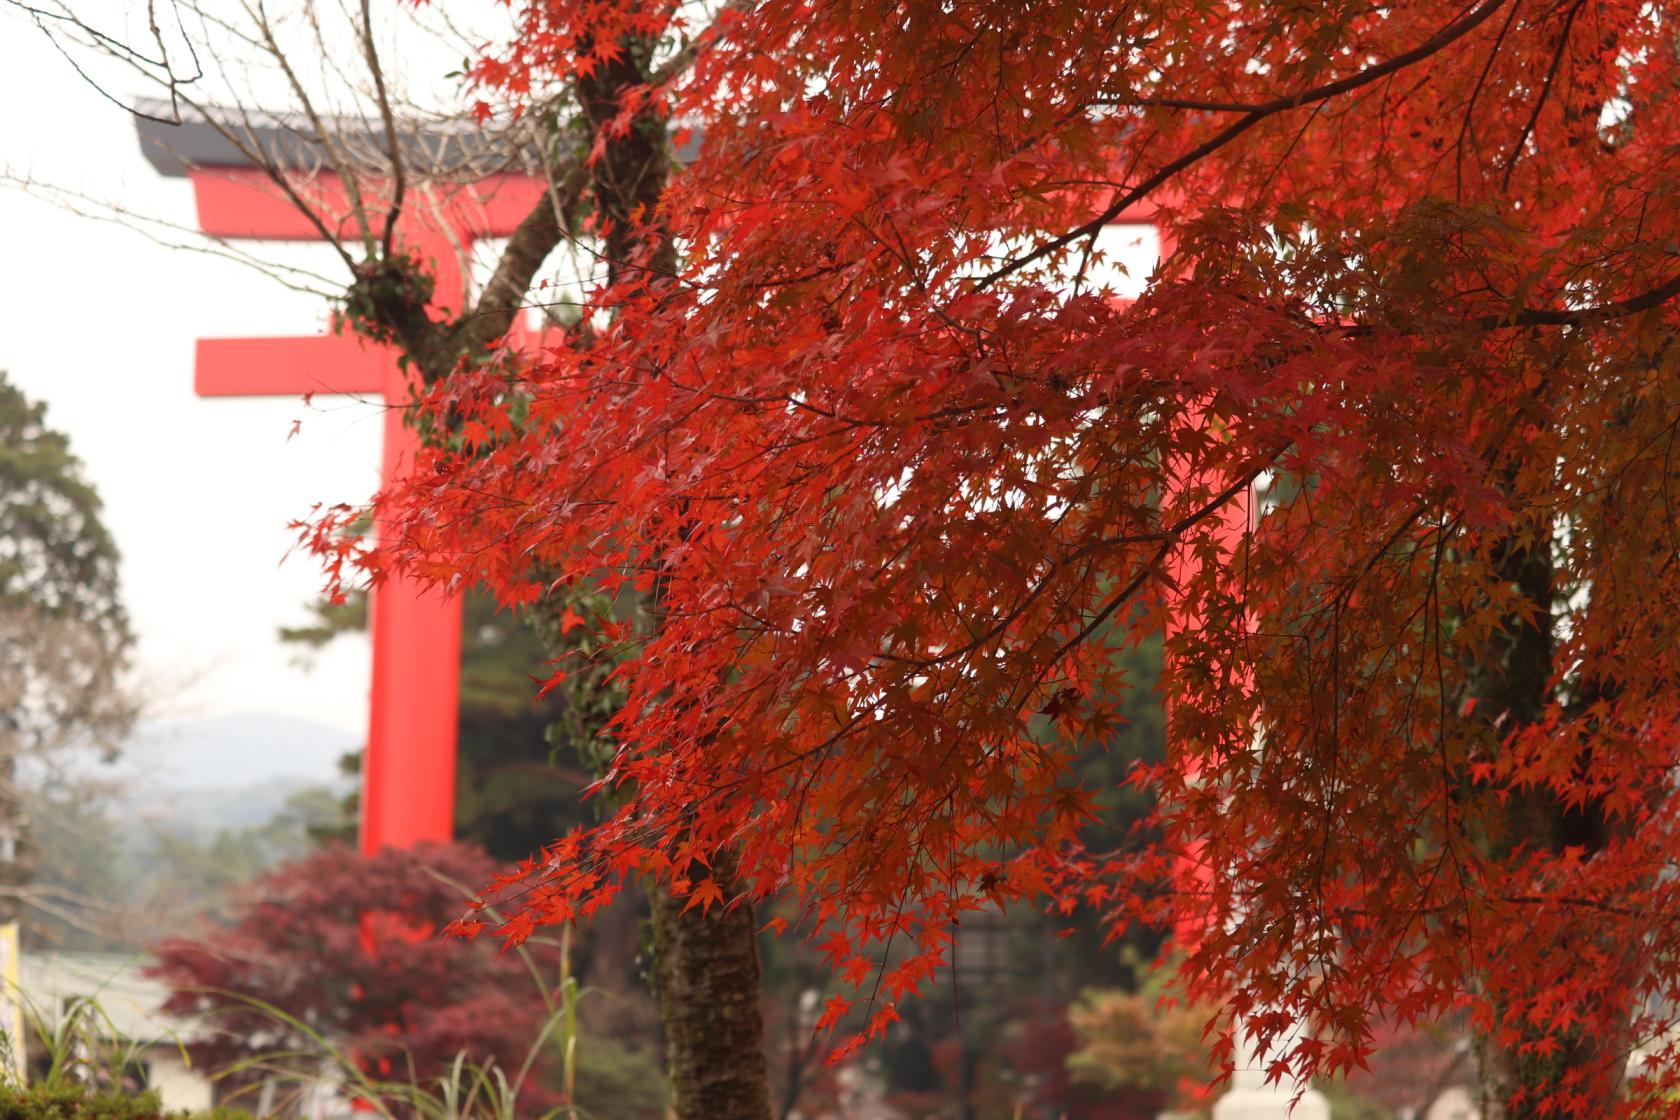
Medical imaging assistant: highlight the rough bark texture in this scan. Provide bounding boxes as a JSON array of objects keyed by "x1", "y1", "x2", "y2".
[{"x1": 650, "y1": 855, "x2": 775, "y2": 1120}]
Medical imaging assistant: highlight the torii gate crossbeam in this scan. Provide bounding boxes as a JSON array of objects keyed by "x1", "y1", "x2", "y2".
[{"x1": 140, "y1": 107, "x2": 549, "y2": 851}]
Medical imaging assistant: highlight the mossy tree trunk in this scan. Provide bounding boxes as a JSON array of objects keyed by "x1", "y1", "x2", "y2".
[
  {"x1": 573, "y1": 42, "x2": 776, "y2": 1120},
  {"x1": 649, "y1": 854, "x2": 775, "y2": 1120}
]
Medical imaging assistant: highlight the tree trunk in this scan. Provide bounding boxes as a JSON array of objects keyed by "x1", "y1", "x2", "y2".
[
  {"x1": 262, "y1": 11, "x2": 775, "y2": 1111},
  {"x1": 1471, "y1": 472, "x2": 1623, "y2": 1118},
  {"x1": 1473, "y1": 513, "x2": 1559, "y2": 1118},
  {"x1": 649, "y1": 854, "x2": 775, "y2": 1120},
  {"x1": 574, "y1": 42, "x2": 778, "y2": 1120},
  {"x1": 534, "y1": 582, "x2": 775, "y2": 1119},
  {"x1": 1473, "y1": 43, "x2": 1638, "y2": 1120}
]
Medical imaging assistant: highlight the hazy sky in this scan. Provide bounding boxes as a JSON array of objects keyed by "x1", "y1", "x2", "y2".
[{"x1": 0, "y1": 7, "x2": 384, "y2": 735}]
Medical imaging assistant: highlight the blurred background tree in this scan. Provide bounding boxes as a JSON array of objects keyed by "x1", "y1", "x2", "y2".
[
  {"x1": 278, "y1": 588, "x2": 667, "y2": 1087},
  {"x1": 149, "y1": 842, "x2": 563, "y2": 1113},
  {"x1": 0, "y1": 370, "x2": 137, "y2": 930}
]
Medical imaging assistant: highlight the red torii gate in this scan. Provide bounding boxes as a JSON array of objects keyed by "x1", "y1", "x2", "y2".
[{"x1": 139, "y1": 105, "x2": 550, "y2": 852}]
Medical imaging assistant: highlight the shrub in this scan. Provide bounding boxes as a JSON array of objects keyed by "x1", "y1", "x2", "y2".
[{"x1": 0, "y1": 1083, "x2": 254, "y2": 1120}]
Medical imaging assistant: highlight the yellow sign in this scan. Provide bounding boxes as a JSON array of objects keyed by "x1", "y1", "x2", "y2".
[{"x1": 0, "y1": 922, "x2": 22, "y2": 1083}]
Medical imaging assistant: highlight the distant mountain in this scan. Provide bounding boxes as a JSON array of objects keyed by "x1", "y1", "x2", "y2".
[
  {"x1": 82, "y1": 714, "x2": 358, "y2": 843},
  {"x1": 26, "y1": 714, "x2": 362, "y2": 952},
  {"x1": 123, "y1": 774, "x2": 344, "y2": 842},
  {"x1": 118, "y1": 713, "x2": 360, "y2": 791}
]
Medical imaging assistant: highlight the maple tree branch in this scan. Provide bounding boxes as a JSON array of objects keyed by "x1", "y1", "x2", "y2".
[
  {"x1": 6, "y1": 0, "x2": 202, "y2": 117},
  {"x1": 7, "y1": 0, "x2": 363, "y2": 270},
  {"x1": 0, "y1": 172, "x2": 341, "y2": 298},
  {"x1": 454, "y1": 155, "x2": 590, "y2": 356},
  {"x1": 1053, "y1": 458, "x2": 1273, "y2": 664},
  {"x1": 246, "y1": 0, "x2": 379, "y2": 260},
  {"x1": 1320, "y1": 260, "x2": 1680, "y2": 336},
  {"x1": 1455, "y1": 266, "x2": 1680, "y2": 330},
  {"x1": 359, "y1": 0, "x2": 407, "y2": 259},
  {"x1": 981, "y1": 0, "x2": 1510, "y2": 289},
  {"x1": 872, "y1": 444, "x2": 1274, "y2": 676},
  {"x1": 618, "y1": 0, "x2": 751, "y2": 99},
  {"x1": 1526, "y1": 272, "x2": 1680, "y2": 324},
  {"x1": 1500, "y1": 0, "x2": 1586, "y2": 190},
  {"x1": 1453, "y1": 0, "x2": 1525, "y2": 198},
  {"x1": 1092, "y1": 94, "x2": 1263, "y2": 113}
]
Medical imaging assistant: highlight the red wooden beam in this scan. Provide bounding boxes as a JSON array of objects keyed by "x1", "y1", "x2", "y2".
[
  {"x1": 195, "y1": 335, "x2": 390, "y2": 398},
  {"x1": 189, "y1": 169, "x2": 549, "y2": 242},
  {"x1": 181, "y1": 174, "x2": 488, "y2": 855}
]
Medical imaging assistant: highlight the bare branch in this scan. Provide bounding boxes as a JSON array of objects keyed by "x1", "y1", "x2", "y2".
[
  {"x1": 359, "y1": 0, "x2": 405, "y2": 258},
  {"x1": 2, "y1": 171, "x2": 342, "y2": 298},
  {"x1": 245, "y1": 0, "x2": 376, "y2": 259}
]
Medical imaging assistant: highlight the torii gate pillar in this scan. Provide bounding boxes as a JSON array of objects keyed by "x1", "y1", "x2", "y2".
[
  {"x1": 192, "y1": 173, "x2": 471, "y2": 851},
  {"x1": 1140, "y1": 209, "x2": 1331, "y2": 1120},
  {"x1": 153, "y1": 154, "x2": 548, "y2": 852}
]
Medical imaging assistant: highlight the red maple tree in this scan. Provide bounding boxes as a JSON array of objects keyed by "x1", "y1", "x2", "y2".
[
  {"x1": 304, "y1": 1, "x2": 1680, "y2": 1113},
  {"x1": 149, "y1": 843, "x2": 552, "y2": 1108}
]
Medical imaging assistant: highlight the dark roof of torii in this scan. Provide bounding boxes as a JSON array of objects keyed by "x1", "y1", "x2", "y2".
[{"x1": 132, "y1": 96, "x2": 523, "y2": 179}]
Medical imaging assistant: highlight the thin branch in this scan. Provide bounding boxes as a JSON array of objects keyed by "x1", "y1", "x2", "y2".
[
  {"x1": 1500, "y1": 0, "x2": 1586, "y2": 190},
  {"x1": 359, "y1": 0, "x2": 406, "y2": 258},
  {"x1": 1054, "y1": 457, "x2": 1276, "y2": 662},
  {"x1": 1464, "y1": 264, "x2": 1680, "y2": 330},
  {"x1": 245, "y1": 0, "x2": 376, "y2": 258},
  {"x1": 2, "y1": 171, "x2": 341, "y2": 298},
  {"x1": 1092, "y1": 94, "x2": 1265, "y2": 113},
  {"x1": 646, "y1": 0, "x2": 749, "y2": 89},
  {"x1": 1453, "y1": 0, "x2": 1524, "y2": 199},
  {"x1": 981, "y1": 0, "x2": 1511, "y2": 289}
]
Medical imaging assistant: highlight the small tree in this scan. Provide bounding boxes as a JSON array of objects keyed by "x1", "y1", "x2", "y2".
[
  {"x1": 148, "y1": 842, "x2": 550, "y2": 1110},
  {"x1": 0, "y1": 370, "x2": 135, "y2": 930},
  {"x1": 1067, "y1": 975, "x2": 1218, "y2": 1119}
]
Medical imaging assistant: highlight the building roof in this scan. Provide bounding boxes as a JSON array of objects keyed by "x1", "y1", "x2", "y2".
[
  {"x1": 16, "y1": 951, "x2": 189, "y2": 1043},
  {"x1": 132, "y1": 97, "x2": 519, "y2": 179},
  {"x1": 132, "y1": 97, "x2": 702, "y2": 180}
]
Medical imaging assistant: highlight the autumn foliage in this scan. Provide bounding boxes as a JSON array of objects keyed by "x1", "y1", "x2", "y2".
[
  {"x1": 304, "y1": 0, "x2": 1680, "y2": 1112},
  {"x1": 149, "y1": 843, "x2": 549, "y2": 1104}
]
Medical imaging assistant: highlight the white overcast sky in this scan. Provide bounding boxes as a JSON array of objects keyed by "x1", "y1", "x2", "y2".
[
  {"x1": 0, "y1": 2, "x2": 1160, "y2": 746},
  {"x1": 0, "y1": 6, "x2": 392, "y2": 735}
]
